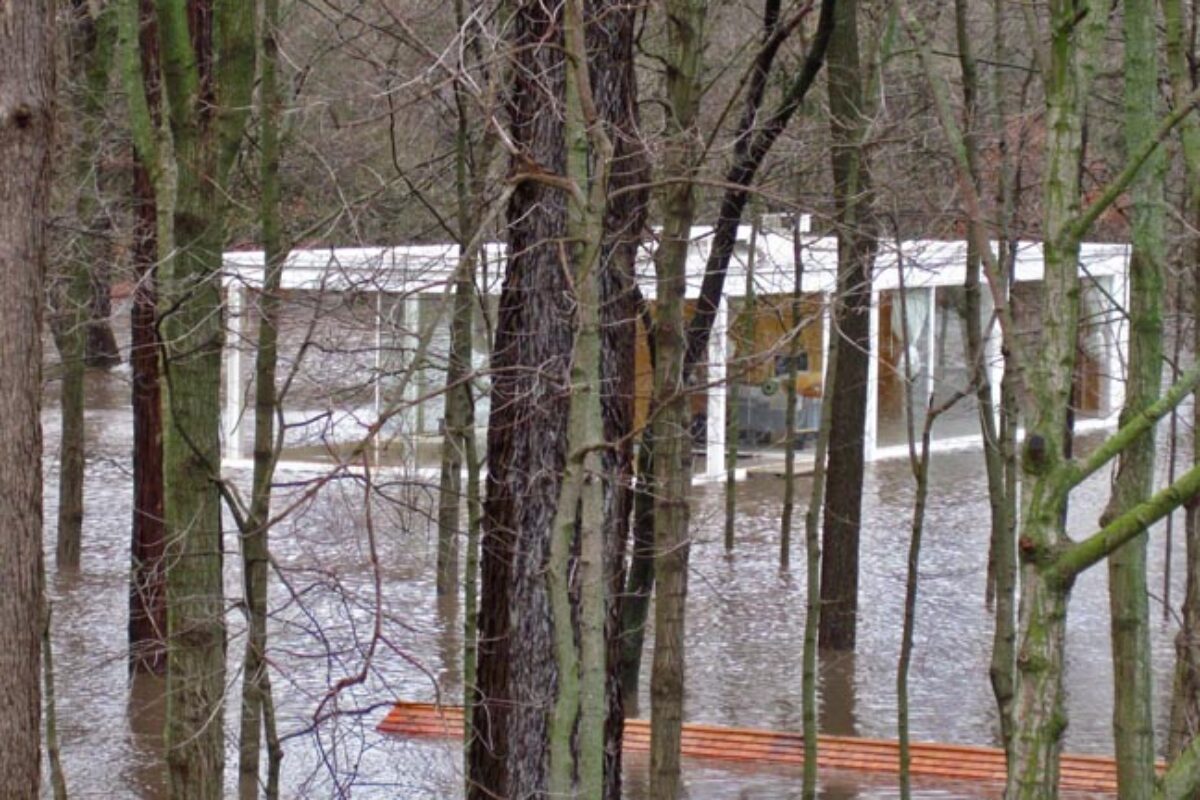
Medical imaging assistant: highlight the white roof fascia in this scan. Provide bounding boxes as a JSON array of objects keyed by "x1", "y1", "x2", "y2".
[{"x1": 222, "y1": 234, "x2": 1129, "y2": 299}]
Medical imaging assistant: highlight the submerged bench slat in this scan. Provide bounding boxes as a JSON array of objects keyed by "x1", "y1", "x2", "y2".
[{"x1": 379, "y1": 701, "x2": 1140, "y2": 793}]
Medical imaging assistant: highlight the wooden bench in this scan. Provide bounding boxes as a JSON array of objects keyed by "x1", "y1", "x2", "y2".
[{"x1": 378, "y1": 701, "x2": 1139, "y2": 793}]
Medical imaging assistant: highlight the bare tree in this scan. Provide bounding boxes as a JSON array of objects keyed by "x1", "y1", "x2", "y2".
[
  {"x1": 0, "y1": 0, "x2": 54, "y2": 793},
  {"x1": 819, "y1": 0, "x2": 878, "y2": 652},
  {"x1": 118, "y1": 0, "x2": 256, "y2": 793}
]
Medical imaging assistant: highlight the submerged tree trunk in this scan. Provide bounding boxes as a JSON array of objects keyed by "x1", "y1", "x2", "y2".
[
  {"x1": 727, "y1": 214, "x2": 756, "y2": 554},
  {"x1": 125, "y1": 0, "x2": 166, "y2": 677},
  {"x1": 819, "y1": 0, "x2": 876, "y2": 652},
  {"x1": 1005, "y1": 5, "x2": 1105, "y2": 792},
  {"x1": 468, "y1": 3, "x2": 572, "y2": 795},
  {"x1": 435, "y1": 0, "x2": 489, "y2": 601},
  {"x1": 895, "y1": 261, "x2": 970, "y2": 798},
  {"x1": 897, "y1": 412, "x2": 936, "y2": 800},
  {"x1": 237, "y1": 0, "x2": 286, "y2": 794},
  {"x1": 1166, "y1": 0, "x2": 1200, "y2": 759},
  {"x1": 801, "y1": 302, "x2": 836, "y2": 798},
  {"x1": 54, "y1": 277, "x2": 87, "y2": 571},
  {"x1": 43, "y1": 609, "x2": 68, "y2": 800},
  {"x1": 780, "y1": 215, "x2": 803, "y2": 568},
  {"x1": 55, "y1": 0, "x2": 117, "y2": 570},
  {"x1": 1102, "y1": 1, "x2": 1164, "y2": 794},
  {"x1": 119, "y1": 0, "x2": 256, "y2": 794},
  {"x1": 129, "y1": 155, "x2": 167, "y2": 675},
  {"x1": 0, "y1": 0, "x2": 53, "y2": 792},
  {"x1": 587, "y1": 0, "x2": 650, "y2": 793},
  {"x1": 648, "y1": 0, "x2": 705, "y2": 794}
]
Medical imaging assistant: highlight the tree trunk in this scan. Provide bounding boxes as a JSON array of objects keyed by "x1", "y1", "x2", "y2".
[
  {"x1": 546, "y1": 4, "x2": 611, "y2": 793},
  {"x1": 43, "y1": 609, "x2": 69, "y2": 800},
  {"x1": 819, "y1": 0, "x2": 876, "y2": 652},
  {"x1": 801, "y1": 303, "x2": 837, "y2": 798},
  {"x1": 951, "y1": 0, "x2": 1019, "y2": 757},
  {"x1": 120, "y1": 1, "x2": 256, "y2": 795},
  {"x1": 1165, "y1": 0, "x2": 1200, "y2": 759},
  {"x1": 125, "y1": 0, "x2": 167, "y2": 677},
  {"x1": 467, "y1": 3, "x2": 572, "y2": 794},
  {"x1": 1101, "y1": 1, "x2": 1164, "y2": 794},
  {"x1": 55, "y1": 0, "x2": 117, "y2": 570},
  {"x1": 587, "y1": 0, "x2": 650, "y2": 794},
  {"x1": 0, "y1": 0, "x2": 53, "y2": 793},
  {"x1": 62, "y1": 0, "x2": 121, "y2": 373},
  {"x1": 129, "y1": 154, "x2": 167, "y2": 675},
  {"x1": 467, "y1": 1, "x2": 640, "y2": 793},
  {"x1": 648, "y1": 0, "x2": 705, "y2": 794},
  {"x1": 1006, "y1": 3, "x2": 1107, "y2": 794},
  {"x1": 55, "y1": 287, "x2": 86, "y2": 570},
  {"x1": 159, "y1": 161, "x2": 232, "y2": 800},
  {"x1": 237, "y1": 0, "x2": 285, "y2": 794},
  {"x1": 780, "y1": 213, "x2": 802, "y2": 568},
  {"x1": 618, "y1": 443, "x2": 656, "y2": 715}
]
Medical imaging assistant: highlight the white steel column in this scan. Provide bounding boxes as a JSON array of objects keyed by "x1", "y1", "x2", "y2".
[
  {"x1": 402, "y1": 294, "x2": 421, "y2": 468},
  {"x1": 864, "y1": 290, "x2": 880, "y2": 461},
  {"x1": 925, "y1": 287, "x2": 937, "y2": 412},
  {"x1": 1108, "y1": 271, "x2": 1129, "y2": 414},
  {"x1": 224, "y1": 284, "x2": 244, "y2": 461},
  {"x1": 989, "y1": 306, "x2": 1003, "y2": 414},
  {"x1": 374, "y1": 291, "x2": 384, "y2": 465},
  {"x1": 706, "y1": 296, "x2": 729, "y2": 480},
  {"x1": 820, "y1": 296, "x2": 832, "y2": 383}
]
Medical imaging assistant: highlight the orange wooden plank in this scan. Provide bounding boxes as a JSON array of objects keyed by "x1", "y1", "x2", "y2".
[{"x1": 376, "y1": 702, "x2": 1130, "y2": 793}]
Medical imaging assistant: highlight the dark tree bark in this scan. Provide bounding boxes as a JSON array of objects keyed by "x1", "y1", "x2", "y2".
[
  {"x1": 0, "y1": 0, "x2": 53, "y2": 793},
  {"x1": 468, "y1": 0, "x2": 642, "y2": 793},
  {"x1": 587, "y1": 1, "x2": 649, "y2": 796},
  {"x1": 819, "y1": 0, "x2": 876, "y2": 652},
  {"x1": 127, "y1": 0, "x2": 166, "y2": 676},
  {"x1": 468, "y1": 3, "x2": 571, "y2": 795},
  {"x1": 129, "y1": 155, "x2": 167, "y2": 675},
  {"x1": 1165, "y1": 0, "x2": 1200, "y2": 759}
]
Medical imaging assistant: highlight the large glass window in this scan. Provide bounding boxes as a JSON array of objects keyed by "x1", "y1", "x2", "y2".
[
  {"x1": 1011, "y1": 276, "x2": 1119, "y2": 421},
  {"x1": 876, "y1": 288, "x2": 932, "y2": 448},
  {"x1": 727, "y1": 293, "x2": 825, "y2": 451}
]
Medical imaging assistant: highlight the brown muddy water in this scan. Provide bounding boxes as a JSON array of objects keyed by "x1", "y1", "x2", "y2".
[{"x1": 39, "y1": 366, "x2": 1178, "y2": 798}]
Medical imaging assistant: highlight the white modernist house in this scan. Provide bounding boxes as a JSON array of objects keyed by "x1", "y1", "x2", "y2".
[{"x1": 221, "y1": 220, "x2": 1129, "y2": 481}]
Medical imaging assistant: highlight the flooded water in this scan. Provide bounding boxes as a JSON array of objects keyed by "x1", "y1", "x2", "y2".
[{"x1": 39, "y1": 362, "x2": 1183, "y2": 798}]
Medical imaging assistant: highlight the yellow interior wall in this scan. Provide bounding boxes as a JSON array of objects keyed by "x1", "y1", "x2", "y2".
[
  {"x1": 633, "y1": 300, "x2": 706, "y2": 434},
  {"x1": 730, "y1": 293, "x2": 824, "y2": 396},
  {"x1": 631, "y1": 294, "x2": 825, "y2": 433}
]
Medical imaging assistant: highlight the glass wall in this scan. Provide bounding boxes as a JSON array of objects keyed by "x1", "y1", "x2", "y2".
[
  {"x1": 929, "y1": 284, "x2": 995, "y2": 442},
  {"x1": 727, "y1": 293, "x2": 825, "y2": 451},
  {"x1": 876, "y1": 288, "x2": 933, "y2": 448},
  {"x1": 1011, "y1": 276, "x2": 1119, "y2": 422}
]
